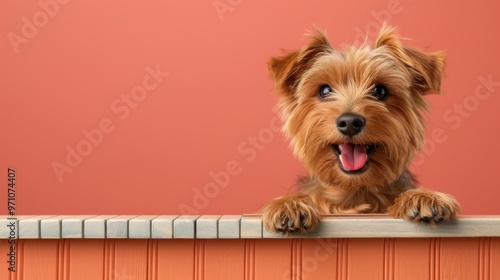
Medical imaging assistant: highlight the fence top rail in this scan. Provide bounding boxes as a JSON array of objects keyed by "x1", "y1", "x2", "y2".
[{"x1": 1, "y1": 215, "x2": 499, "y2": 239}]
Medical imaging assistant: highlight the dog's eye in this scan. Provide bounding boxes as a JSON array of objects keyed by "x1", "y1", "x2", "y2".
[
  {"x1": 318, "y1": 84, "x2": 333, "y2": 99},
  {"x1": 370, "y1": 84, "x2": 388, "y2": 100}
]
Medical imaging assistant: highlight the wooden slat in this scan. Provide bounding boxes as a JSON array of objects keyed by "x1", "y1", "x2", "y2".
[
  {"x1": 1, "y1": 236, "x2": 500, "y2": 279},
  {"x1": 240, "y1": 216, "x2": 262, "y2": 238},
  {"x1": 196, "y1": 215, "x2": 221, "y2": 239},
  {"x1": 0, "y1": 215, "x2": 500, "y2": 239},
  {"x1": 0, "y1": 238, "x2": 15, "y2": 278},
  {"x1": 300, "y1": 238, "x2": 339, "y2": 279},
  {"x1": 204, "y1": 239, "x2": 245, "y2": 279},
  {"x1": 151, "y1": 215, "x2": 178, "y2": 239},
  {"x1": 263, "y1": 216, "x2": 500, "y2": 238},
  {"x1": 68, "y1": 240, "x2": 105, "y2": 280},
  {"x1": 173, "y1": 215, "x2": 199, "y2": 238},
  {"x1": 129, "y1": 215, "x2": 159, "y2": 239},
  {"x1": 106, "y1": 215, "x2": 138, "y2": 238},
  {"x1": 40, "y1": 216, "x2": 64, "y2": 239},
  {"x1": 218, "y1": 215, "x2": 241, "y2": 239},
  {"x1": 39, "y1": 216, "x2": 96, "y2": 239},
  {"x1": 83, "y1": 215, "x2": 117, "y2": 238},
  {"x1": 22, "y1": 239, "x2": 59, "y2": 279},
  {"x1": 393, "y1": 238, "x2": 431, "y2": 279},
  {"x1": 157, "y1": 240, "x2": 194, "y2": 279},
  {"x1": 0, "y1": 216, "x2": 34, "y2": 239},
  {"x1": 19, "y1": 216, "x2": 56, "y2": 239},
  {"x1": 347, "y1": 238, "x2": 385, "y2": 279},
  {"x1": 113, "y1": 239, "x2": 149, "y2": 279},
  {"x1": 440, "y1": 238, "x2": 480, "y2": 279},
  {"x1": 491, "y1": 238, "x2": 500, "y2": 279},
  {"x1": 62, "y1": 216, "x2": 96, "y2": 238},
  {"x1": 253, "y1": 239, "x2": 292, "y2": 280}
]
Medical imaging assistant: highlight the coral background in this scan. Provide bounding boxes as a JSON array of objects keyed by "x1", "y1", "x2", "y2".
[{"x1": 1, "y1": 0, "x2": 499, "y2": 215}]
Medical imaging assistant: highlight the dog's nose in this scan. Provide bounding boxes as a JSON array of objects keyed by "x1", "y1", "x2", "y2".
[{"x1": 336, "y1": 113, "x2": 365, "y2": 136}]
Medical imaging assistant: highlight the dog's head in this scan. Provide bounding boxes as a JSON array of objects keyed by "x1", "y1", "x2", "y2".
[{"x1": 269, "y1": 25, "x2": 444, "y2": 189}]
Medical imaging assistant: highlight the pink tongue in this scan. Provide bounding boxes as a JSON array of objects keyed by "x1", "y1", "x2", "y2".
[{"x1": 340, "y1": 143, "x2": 367, "y2": 171}]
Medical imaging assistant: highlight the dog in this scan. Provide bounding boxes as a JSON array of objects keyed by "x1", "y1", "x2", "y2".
[{"x1": 262, "y1": 25, "x2": 460, "y2": 235}]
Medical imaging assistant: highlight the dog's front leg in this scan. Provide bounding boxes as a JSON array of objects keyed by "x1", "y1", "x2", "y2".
[
  {"x1": 388, "y1": 188, "x2": 461, "y2": 223},
  {"x1": 262, "y1": 193, "x2": 322, "y2": 236}
]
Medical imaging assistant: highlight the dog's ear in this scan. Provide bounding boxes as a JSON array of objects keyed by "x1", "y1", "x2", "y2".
[
  {"x1": 375, "y1": 25, "x2": 445, "y2": 95},
  {"x1": 269, "y1": 30, "x2": 333, "y2": 96}
]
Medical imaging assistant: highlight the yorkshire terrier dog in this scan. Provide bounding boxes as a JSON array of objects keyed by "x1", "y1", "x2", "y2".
[{"x1": 262, "y1": 25, "x2": 460, "y2": 235}]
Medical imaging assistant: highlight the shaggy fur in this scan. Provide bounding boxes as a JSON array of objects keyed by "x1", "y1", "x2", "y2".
[{"x1": 262, "y1": 25, "x2": 460, "y2": 235}]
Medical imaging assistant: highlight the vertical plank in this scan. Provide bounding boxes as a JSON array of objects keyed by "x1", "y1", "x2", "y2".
[
  {"x1": 254, "y1": 239, "x2": 292, "y2": 280},
  {"x1": 300, "y1": 238, "x2": 338, "y2": 280},
  {"x1": 0, "y1": 239, "x2": 16, "y2": 279},
  {"x1": 148, "y1": 240, "x2": 158, "y2": 280},
  {"x1": 440, "y1": 238, "x2": 480, "y2": 280},
  {"x1": 68, "y1": 239, "x2": 105, "y2": 280},
  {"x1": 394, "y1": 238, "x2": 431, "y2": 280},
  {"x1": 490, "y1": 238, "x2": 500, "y2": 279},
  {"x1": 347, "y1": 238, "x2": 384, "y2": 280},
  {"x1": 22, "y1": 239, "x2": 59, "y2": 280},
  {"x1": 157, "y1": 239, "x2": 194, "y2": 279},
  {"x1": 114, "y1": 239, "x2": 149, "y2": 280},
  {"x1": 479, "y1": 238, "x2": 491, "y2": 280},
  {"x1": 204, "y1": 239, "x2": 245, "y2": 279}
]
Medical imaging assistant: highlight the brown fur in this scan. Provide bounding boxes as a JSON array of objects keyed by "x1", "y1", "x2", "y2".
[{"x1": 262, "y1": 25, "x2": 460, "y2": 235}]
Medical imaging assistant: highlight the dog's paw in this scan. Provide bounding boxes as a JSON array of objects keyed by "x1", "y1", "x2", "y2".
[
  {"x1": 262, "y1": 193, "x2": 321, "y2": 236},
  {"x1": 388, "y1": 188, "x2": 461, "y2": 224}
]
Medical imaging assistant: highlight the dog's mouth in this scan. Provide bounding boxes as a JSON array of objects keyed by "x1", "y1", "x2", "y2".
[{"x1": 332, "y1": 143, "x2": 376, "y2": 174}]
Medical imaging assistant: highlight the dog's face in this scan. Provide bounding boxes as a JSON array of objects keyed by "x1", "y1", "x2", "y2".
[{"x1": 269, "y1": 26, "x2": 444, "y2": 189}]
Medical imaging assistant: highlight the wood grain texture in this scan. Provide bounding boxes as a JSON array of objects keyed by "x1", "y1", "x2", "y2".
[
  {"x1": 129, "y1": 215, "x2": 159, "y2": 238},
  {"x1": 62, "y1": 216, "x2": 96, "y2": 238},
  {"x1": 157, "y1": 239, "x2": 195, "y2": 279},
  {"x1": 218, "y1": 215, "x2": 241, "y2": 238},
  {"x1": 440, "y1": 238, "x2": 480, "y2": 280},
  {"x1": 263, "y1": 216, "x2": 500, "y2": 238},
  {"x1": 292, "y1": 238, "x2": 339, "y2": 279},
  {"x1": 347, "y1": 238, "x2": 385, "y2": 280},
  {"x1": 151, "y1": 215, "x2": 177, "y2": 239},
  {"x1": 204, "y1": 239, "x2": 245, "y2": 279},
  {"x1": 0, "y1": 239, "x2": 13, "y2": 279},
  {"x1": 114, "y1": 239, "x2": 149, "y2": 280},
  {"x1": 0, "y1": 237, "x2": 499, "y2": 279},
  {"x1": 393, "y1": 238, "x2": 431, "y2": 280},
  {"x1": 2, "y1": 215, "x2": 500, "y2": 240},
  {"x1": 106, "y1": 215, "x2": 138, "y2": 238},
  {"x1": 173, "y1": 215, "x2": 199, "y2": 238},
  {"x1": 196, "y1": 215, "x2": 221, "y2": 239},
  {"x1": 67, "y1": 239, "x2": 105, "y2": 280},
  {"x1": 240, "y1": 216, "x2": 262, "y2": 238},
  {"x1": 491, "y1": 238, "x2": 500, "y2": 280},
  {"x1": 253, "y1": 239, "x2": 292, "y2": 280},
  {"x1": 22, "y1": 239, "x2": 59, "y2": 279},
  {"x1": 19, "y1": 216, "x2": 55, "y2": 239}
]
